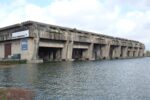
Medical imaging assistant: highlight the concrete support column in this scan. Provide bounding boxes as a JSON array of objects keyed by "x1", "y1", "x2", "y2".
[
  {"x1": 101, "y1": 44, "x2": 110, "y2": 59},
  {"x1": 129, "y1": 48, "x2": 134, "y2": 57},
  {"x1": 66, "y1": 41, "x2": 73, "y2": 60},
  {"x1": 87, "y1": 43, "x2": 94, "y2": 60},
  {"x1": 134, "y1": 48, "x2": 139, "y2": 57},
  {"x1": 139, "y1": 48, "x2": 144, "y2": 57},
  {"x1": 62, "y1": 32, "x2": 73, "y2": 61},
  {"x1": 62, "y1": 41, "x2": 68, "y2": 60},
  {"x1": 121, "y1": 47, "x2": 128, "y2": 58},
  {"x1": 32, "y1": 29, "x2": 40, "y2": 60},
  {"x1": 112, "y1": 46, "x2": 121, "y2": 59}
]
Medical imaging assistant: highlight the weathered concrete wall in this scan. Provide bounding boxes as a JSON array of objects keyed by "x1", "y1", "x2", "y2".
[
  {"x1": 0, "y1": 21, "x2": 145, "y2": 62},
  {"x1": 0, "y1": 39, "x2": 33, "y2": 60},
  {"x1": 0, "y1": 39, "x2": 34, "y2": 60},
  {"x1": 21, "y1": 38, "x2": 35, "y2": 60},
  {"x1": 39, "y1": 40, "x2": 64, "y2": 48},
  {"x1": 0, "y1": 43, "x2": 4, "y2": 59}
]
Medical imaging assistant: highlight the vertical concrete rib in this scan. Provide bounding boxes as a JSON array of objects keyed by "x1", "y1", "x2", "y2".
[
  {"x1": 139, "y1": 48, "x2": 144, "y2": 57},
  {"x1": 62, "y1": 41, "x2": 68, "y2": 60},
  {"x1": 67, "y1": 41, "x2": 73, "y2": 60},
  {"x1": 62, "y1": 32, "x2": 69, "y2": 60},
  {"x1": 66, "y1": 32, "x2": 74, "y2": 61},
  {"x1": 31, "y1": 24, "x2": 40, "y2": 60},
  {"x1": 135, "y1": 48, "x2": 139, "y2": 57},
  {"x1": 87, "y1": 43, "x2": 94, "y2": 60},
  {"x1": 121, "y1": 46, "x2": 128, "y2": 58},
  {"x1": 101, "y1": 44, "x2": 110, "y2": 59},
  {"x1": 115, "y1": 46, "x2": 121, "y2": 59}
]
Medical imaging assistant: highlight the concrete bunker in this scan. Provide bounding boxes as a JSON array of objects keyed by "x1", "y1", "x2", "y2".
[{"x1": 0, "y1": 21, "x2": 145, "y2": 62}]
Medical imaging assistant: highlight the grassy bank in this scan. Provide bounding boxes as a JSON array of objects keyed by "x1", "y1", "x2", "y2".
[{"x1": 0, "y1": 60, "x2": 27, "y2": 65}]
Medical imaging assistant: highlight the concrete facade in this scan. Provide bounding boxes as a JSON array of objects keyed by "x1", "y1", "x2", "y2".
[{"x1": 0, "y1": 21, "x2": 145, "y2": 62}]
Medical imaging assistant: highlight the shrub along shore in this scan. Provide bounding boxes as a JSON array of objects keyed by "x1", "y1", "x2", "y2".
[{"x1": 0, "y1": 60, "x2": 27, "y2": 65}]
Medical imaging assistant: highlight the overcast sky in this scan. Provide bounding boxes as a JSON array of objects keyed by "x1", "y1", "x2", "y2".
[{"x1": 0, "y1": 0, "x2": 150, "y2": 50}]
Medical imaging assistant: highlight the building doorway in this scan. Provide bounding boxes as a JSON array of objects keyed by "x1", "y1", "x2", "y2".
[{"x1": 4, "y1": 43, "x2": 11, "y2": 58}]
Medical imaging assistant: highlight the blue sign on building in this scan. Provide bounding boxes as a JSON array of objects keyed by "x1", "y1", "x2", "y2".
[{"x1": 21, "y1": 39, "x2": 28, "y2": 51}]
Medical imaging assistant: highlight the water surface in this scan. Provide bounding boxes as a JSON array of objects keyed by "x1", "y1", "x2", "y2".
[{"x1": 0, "y1": 58, "x2": 150, "y2": 100}]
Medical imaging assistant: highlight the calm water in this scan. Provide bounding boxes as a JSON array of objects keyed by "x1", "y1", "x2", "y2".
[{"x1": 0, "y1": 58, "x2": 150, "y2": 100}]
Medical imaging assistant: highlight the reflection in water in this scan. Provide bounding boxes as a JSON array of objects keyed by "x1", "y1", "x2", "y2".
[
  {"x1": 0, "y1": 58, "x2": 150, "y2": 100},
  {"x1": 2, "y1": 68, "x2": 13, "y2": 87}
]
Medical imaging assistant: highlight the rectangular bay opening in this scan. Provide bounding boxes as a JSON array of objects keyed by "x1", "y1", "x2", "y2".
[{"x1": 38, "y1": 47, "x2": 62, "y2": 61}]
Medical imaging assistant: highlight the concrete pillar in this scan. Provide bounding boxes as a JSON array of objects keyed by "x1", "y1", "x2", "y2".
[
  {"x1": 129, "y1": 48, "x2": 134, "y2": 57},
  {"x1": 121, "y1": 47, "x2": 128, "y2": 58},
  {"x1": 139, "y1": 48, "x2": 144, "y2": 57},
  {"x1": 66, "y1": 41, "x2": 73, "y2": 60},
  {"x1": 142, "y1": 49, "x2": 144, "y2": 57},
  {"x1": 62, "y1": 31, "x2": 73, "y2": 61},
  {"x1": 134, "y1": 48, "x2": 139, "y2": 57},
  {"x1": 101, "y1": 44, "x2": 110, "y2": 59},
  {"x1": 112, "y1": 46, "x2": 121, "y2": 59},
  {"x1": 117, "y1": 46, "x2": 121, "y2": 58},
  {"x1": 87, "y1": 43, "x2": 94, "y2": 60},
  {"x1": 141, "y1": 49, "x2": 144, "y2": 57},
  {"x1": 62, "y1": 41, "x2": 68, "y2": 60},
  {"x1": 32, "y1": 28, "x2": 40, "y2": 60}
]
